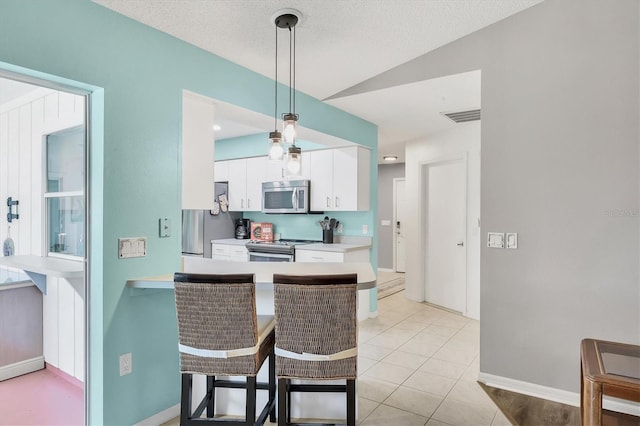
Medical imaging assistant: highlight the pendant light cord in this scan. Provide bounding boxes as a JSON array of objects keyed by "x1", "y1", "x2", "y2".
[
  {"x1": 288, "y1": 25, "x2": 293, "y2": 117},
  {"x1": 292, "y1": 25, "x2": 296, "y2": 115},
  {"x1": 274, "y1": 24, "x2": 278, "y2": 131}
]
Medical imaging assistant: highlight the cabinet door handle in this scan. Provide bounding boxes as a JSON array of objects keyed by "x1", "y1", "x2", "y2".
[
  {"x1": 312, "y1": 256, "x2": 323, "y2": 260},
  {"x1": 247, "y1": 198, "x2": 251, "y2": 209},
  {"x1": 326, "y1": 196, "x2": 331, "y2": 208},
  {"x1": 241, "y1": 199, "x2": 244, "y2": 209},
  {"x1": 335, "y1": 196, "x2": 339, "y2": 208}
]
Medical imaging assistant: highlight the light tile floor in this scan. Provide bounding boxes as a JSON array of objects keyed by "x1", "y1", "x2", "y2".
[{"x1": 164, "y1": 291, "x2": 509, "y2": 426}]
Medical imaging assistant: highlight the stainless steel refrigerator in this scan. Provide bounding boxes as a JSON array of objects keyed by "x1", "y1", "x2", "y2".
[{"x1": 182, "y1": 182, "x2": 239, "y2": 257}]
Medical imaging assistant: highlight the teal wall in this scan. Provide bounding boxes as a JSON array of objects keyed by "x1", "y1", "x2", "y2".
[{"x1": 0, "y1": 1, "x2": 377, "y2": 424}]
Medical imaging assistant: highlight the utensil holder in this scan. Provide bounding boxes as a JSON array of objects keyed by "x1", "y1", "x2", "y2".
[{"x1": 322, "y1": 229, "x2": 333, "y2": 244}]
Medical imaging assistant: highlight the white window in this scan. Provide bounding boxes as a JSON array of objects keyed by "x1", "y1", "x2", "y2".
[{"x1": 44, "y1": 126, "x2": 85, "y2": 259}]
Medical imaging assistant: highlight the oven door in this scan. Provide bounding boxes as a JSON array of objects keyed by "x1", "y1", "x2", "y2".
[{"x1": 248, "y1": 251, "x2": 294, "y2": 262}]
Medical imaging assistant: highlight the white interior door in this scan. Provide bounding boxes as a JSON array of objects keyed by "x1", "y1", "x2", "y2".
[
  {"x1": 425, "y1": 158, "x2": 466, "y2": 313},
  {"x1": 393, "y1": 178, "x2": 406, "y2": 273}
]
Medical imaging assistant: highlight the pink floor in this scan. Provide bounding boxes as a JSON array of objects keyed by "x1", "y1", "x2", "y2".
[{"x1": 0, "y1": 368, "x2": 83, "y2": 425}]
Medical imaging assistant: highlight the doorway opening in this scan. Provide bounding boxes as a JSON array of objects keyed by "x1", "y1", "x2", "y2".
[
  {"x1": 0, "y1": 73, "x2": 90, "y2": 425},
  {"x1": 422, "y1": 154, "x2": 468, "y2": 314}
]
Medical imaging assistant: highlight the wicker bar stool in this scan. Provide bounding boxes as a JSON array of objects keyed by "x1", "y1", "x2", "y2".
[
  {"x1": 273, "y1": 273, "x2": 358, "y2": 426},
  {"x1": 174, "y1": 273, "x2": 276, "y2": 425}
]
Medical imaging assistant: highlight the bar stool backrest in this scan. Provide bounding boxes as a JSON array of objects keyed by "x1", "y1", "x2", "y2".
[
  {"x1": 273, "y1": 273, "x2": 358, "y2": 380},
  {"x1": 174, "y1": 272, "x2": 261, "y2": 376}
]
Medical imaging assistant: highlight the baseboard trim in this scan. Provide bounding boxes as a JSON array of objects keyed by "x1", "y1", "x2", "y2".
[
  {"x1": 478, "y1": 372, "x2": 640, "y2": 417},
  {"x1": 377, "y1": 268, "x2": 395, "y2": 272},
  {"x1": 369, "y1": 310, "x2": 378, "y2": 318},
  {"x1": 45, "y1": 362, "x2": 84, "y2": 388},
  {"x1": 0, "y1": 356, "x2": 44, "y2": 381},
  {"x1": 134, "y1": 403, "x2": 180, "y2": 426}
]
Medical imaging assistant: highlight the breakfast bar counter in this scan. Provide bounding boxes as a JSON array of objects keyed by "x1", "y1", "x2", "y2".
[
  {"x1": 127, "y1": 257, "x2": 376, "y2": 290},
  {"x1": 128, "y1": 257, "x2": 377, "y2": 421}
]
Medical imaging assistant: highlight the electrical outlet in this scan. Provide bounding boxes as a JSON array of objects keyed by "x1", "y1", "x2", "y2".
[
  {"x1": 362, "y1": 224, "x2": 368, "y2": 235},
  {"x1": 118, "y1": 237, "x2": 146, "y2": 258},
  {"x1": 336, "y1": 222, "x2": 343, "y2": 233},
  {"x1": 119, "y1": 352, "x2": 132, "y2": 376}
]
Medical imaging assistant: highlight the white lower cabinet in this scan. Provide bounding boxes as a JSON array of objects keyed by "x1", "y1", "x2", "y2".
[
  {"x1": 294, "y1": 247, "x2": 371, "y2": 321},
  {"x1": 211, "y1": 243, "x2": 248, "y2": 262},
  {"x1": 43, "y1": 276, "x2": 84, "y2": 382}
]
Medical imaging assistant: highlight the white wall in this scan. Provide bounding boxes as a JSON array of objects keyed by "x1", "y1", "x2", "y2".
[
  {"x1": 0, "y1": 86, "x2": 84, "y2": 255},
  {"x1": 405, "y1": 122, "x2": 481, "y2": 319},
  {"x1": 338, "y1": 0, "x2": 639, "y2": 399}
]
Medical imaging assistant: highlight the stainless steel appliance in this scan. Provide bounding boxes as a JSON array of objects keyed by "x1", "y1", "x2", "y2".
[
  {"x1": 246, "y1": 239, "x2": 317, "y2": 262},
  {"x1": 183, "y1": 182, "x2": 240, "y2": 257},
  {"x1": 262, "y1": 180, "x2": 310, "y2": 214},
  {"x1": 235, "y1": 218, "x2": 250, "y2": 239},
  {"x1": 182, "y1": 209, "x2": 205, "y2": 256}
]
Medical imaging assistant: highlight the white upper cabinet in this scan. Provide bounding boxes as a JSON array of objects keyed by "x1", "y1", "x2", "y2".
[
  {"x1": 265, "y1": 158, "x2": 285, "y2": 182},
  {"x1": 309, "y1": 146, "x2": 370, "y2": 211},
  {"x1": 214, "y1": 159, "x2": 229, "y2": 182},
  {"x1": 266, "y1": 151, "x2": 311, "y2": 182},
  {"x1": 245, "y1": 157, "x2": 265, "y2": 211},
  {"x1": 227, "y1": 157, "x2": 266, "y2": 211},
  {"x1": 309, "y1": 149, "x2": 334, "y2": 210},
  {"x1": 182, "y1": 91, "x2": 214, "y2": 210}
]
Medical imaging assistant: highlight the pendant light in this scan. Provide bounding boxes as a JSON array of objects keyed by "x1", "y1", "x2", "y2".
[
  {"x1": 274, "y1": 10, "x2": 302, "y2": 178},
  {"x1": 268, "y1": 19, "x2": 283, "y2": 160}
]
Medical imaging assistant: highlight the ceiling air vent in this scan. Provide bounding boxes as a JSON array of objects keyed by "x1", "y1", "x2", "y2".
[{"x1": 442, "y1": 109, "x2": 481, "y2": 123}]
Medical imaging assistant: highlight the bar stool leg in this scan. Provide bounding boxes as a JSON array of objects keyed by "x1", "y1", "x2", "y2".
[
  {"x1": 246, "y1": 376, "x2": 257, "y2": 425},
  {"x1": 269, "y1": 352, "x2": 276, "y2": 422},
  {"x1": 181, "y1": 373, "x2": 193, "y2": 423},
  {"x1": 347, "y1": 379, "x2": 356, "y2": 426},
  {"x1": 206, "y1": 375, "x2": 215, "y2": 418},
  {"x1": 278, "y1": 378, "x2": 287, "y2": 426}
]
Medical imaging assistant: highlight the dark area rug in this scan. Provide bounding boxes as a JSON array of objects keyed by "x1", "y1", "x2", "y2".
[{"x1": 479, "y1": 382, "x2": 639, "y2": 426}]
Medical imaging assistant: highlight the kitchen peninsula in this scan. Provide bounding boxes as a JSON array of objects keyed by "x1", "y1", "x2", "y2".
[{"x1": 127, "y1": 257, "x2": 377, "y2": 421}]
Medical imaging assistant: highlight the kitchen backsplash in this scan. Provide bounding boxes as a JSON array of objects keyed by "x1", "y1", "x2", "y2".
[{"x1": 243, "y1": 211, "x2": 372, "y2": 242}]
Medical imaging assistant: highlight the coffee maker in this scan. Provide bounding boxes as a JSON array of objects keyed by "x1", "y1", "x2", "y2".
[{"x1": 235, "y1": 218, "x2": 250, "y2": 239}]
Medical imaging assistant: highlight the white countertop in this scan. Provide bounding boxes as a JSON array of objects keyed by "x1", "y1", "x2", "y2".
[
  {"x1": 0, "y1": 255, "x2": 84, "y2": 279},
  {"x1": 296, "y1": 243, "x2": 371, "y2": 253},
  {"x1": 128, "y1": 258, "x2": 376, "y2": 290},
  {"x1": 211, "y1": 238, "x2": 250, "y2": 246}
]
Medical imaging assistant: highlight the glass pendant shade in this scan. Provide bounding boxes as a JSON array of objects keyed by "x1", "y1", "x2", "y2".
[
  {"x1": 282, "y1": 113, "x2": 298, "y2": 144},
  {"x1": 286, "y1": 145, "x2": 302, "y2": 177},
  {"x1": 268, "y1": 131, "x2": 284, "y2": 160}
]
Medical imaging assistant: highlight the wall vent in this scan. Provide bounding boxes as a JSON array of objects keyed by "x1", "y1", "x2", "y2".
[{"x1": 442, "y1": 109, "x2": 481, "y2": 123}]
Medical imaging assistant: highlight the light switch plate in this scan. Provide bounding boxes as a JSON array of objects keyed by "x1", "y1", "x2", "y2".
[
  {"x1": 487, "y1": 232, "x2": 505, "y2": 248},
  {"x1": 506, "y1": 233, "x2": 518, "y2": 249},
  {"x1": 159, "y1": 218, "x2": 170, "y2": 237}
]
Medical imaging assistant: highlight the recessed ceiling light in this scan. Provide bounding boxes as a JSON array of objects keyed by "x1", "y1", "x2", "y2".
[
  {"x1": 383, "y1": 156, "x2": 398, "y2": 161},
  {"x1": 213, "y1": 124, "x2": 221, "y2": 131}
]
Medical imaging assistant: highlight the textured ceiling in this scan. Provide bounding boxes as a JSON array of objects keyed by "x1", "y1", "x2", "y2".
[{"x1": 93, "y1": 0, "x2": 544, "y2": 162}]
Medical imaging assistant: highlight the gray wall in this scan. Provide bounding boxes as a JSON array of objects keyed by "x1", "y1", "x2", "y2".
[
  {"x1": 350, "y1": 0, "x2": 639, "y2": 394},
  {"x1": 377, "y1": 163, "x2": 405, "y2": 269}
]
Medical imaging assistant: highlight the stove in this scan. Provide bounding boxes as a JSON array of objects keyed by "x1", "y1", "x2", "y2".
[{"x1": 246, "y1": 239, "x2": 319, "y2": 261}]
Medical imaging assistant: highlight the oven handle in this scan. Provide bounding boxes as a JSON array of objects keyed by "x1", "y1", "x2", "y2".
[
  {"x1": 292, "y1": 188, "x2": 298, "y2": 210},
  {"x1": 249, "y1": 252, "x2": 293, "y2": 260}
]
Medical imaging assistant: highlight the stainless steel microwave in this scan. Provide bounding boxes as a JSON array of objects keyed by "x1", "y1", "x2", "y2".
[{"x1": 261, "y1": 180, "x2": 310, "y2": 214}]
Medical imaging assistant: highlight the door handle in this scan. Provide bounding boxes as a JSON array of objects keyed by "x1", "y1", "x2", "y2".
[{"x1": 457, "y1": 241, "x2": 464, "y2": 246}]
